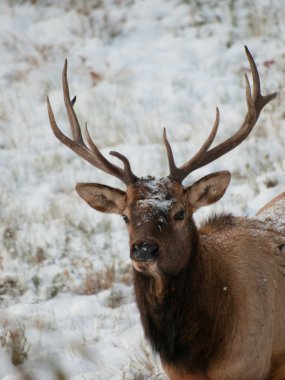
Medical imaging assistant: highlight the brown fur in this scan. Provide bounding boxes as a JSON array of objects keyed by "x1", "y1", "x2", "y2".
[
  {"x1": 268, "y1": 355, "x2": 285, "y2": 380},
  {"x1": 76, "y1": 175, "x2": 285, "y2": 380},
  {"x1": 133, "y1": 218, "x2": 238, "y2": 375},
  {"x1": 199, "y1": 213, "x2": 235, "y2": 234},
  {"x1": 162, "y1": 362, "x2": 210, "y2": 380},
  {"x1": 256, "y1": 192, "x2": 285, "y2": 216}
]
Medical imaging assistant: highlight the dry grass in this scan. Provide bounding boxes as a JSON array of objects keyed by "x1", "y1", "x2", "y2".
[
  {"x1": 122, "y1": 343, "x2": 167, "y2": 380},
  {"x1": 75, "y1": 263, "x2": 116, "y2": 295},
  {"x1": 107, "y1": 287, "x2": 125, "y2": 308},
  {"x1": 119, "y1": 263, "x2": 133, "y2": 286},
  {"x1": 0, "y1": 323, "x2": 30, "y2": 366}
]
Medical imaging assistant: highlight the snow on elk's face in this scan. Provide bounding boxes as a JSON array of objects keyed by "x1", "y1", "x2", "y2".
[
  {"x1": 123, "y1": 177, "x2": 195, "y2": 276},
  {"x1": 74, "y1": 171, "x2": 230, "y2": 277}
]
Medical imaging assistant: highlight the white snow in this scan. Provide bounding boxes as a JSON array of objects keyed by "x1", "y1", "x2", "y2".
[{"x1": 0, "y1": 0, "x2": 285, "y2": 378}]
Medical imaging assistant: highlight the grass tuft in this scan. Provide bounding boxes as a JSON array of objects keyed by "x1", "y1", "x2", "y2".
[
  {"x1": 75, "y1": 263, "x2": 116, "y2": 295},
  {"x1": 0, "y1": 323, "x2": 30, "y2": 366}
]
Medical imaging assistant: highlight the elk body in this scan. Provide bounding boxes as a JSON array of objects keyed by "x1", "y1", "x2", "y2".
[{"x1": 47, "y1": 47, "x2": 285, "y2": 380}]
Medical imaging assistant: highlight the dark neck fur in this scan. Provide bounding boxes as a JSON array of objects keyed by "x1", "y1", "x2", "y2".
[{"x1": 133, "y1": 221, "x2": 236, "y2": 373}]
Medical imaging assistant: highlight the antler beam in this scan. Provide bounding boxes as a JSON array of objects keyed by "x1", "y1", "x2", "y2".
[
  {"x1": 164, "y1": 46, "x2": 277, "y2": 183},
  {"x1": 47, "y1": 60, "x2": 138, "y2": 186}
]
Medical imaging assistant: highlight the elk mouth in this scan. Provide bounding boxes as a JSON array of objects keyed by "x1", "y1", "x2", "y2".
[{"x1": 132, "y1": 259, "x2": 158, "y2": 274}]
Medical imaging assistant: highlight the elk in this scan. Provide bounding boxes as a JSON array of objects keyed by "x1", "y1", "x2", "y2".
[{"x1": 47, "y1": 47, "x2": 285, "y2": 380}]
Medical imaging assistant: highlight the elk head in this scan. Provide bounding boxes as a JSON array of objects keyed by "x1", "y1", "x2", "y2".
[{"x1": 47, "y1": 47, "x2": 276, "y2": 279}]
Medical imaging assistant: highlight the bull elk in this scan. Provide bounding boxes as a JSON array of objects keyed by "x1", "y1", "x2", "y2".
[{"x1": 47, "y1": 47, "x2": 285, "y2": 380}]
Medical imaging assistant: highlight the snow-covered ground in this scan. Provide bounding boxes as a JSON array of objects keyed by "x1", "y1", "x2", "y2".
[{"x1": 0, "y1": 0, "x2": 285, "y2": 378}]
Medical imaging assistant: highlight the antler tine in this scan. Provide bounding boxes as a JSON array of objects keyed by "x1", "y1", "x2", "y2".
[
  {"x1": 164, "y1": 107, "x2": 220, "y2": 183},
  {"x1": 47, "y1": 61, "x2": 138, "y2": 186},
  {"x1": 109, "y1": 151, "x2": 137, "y2": 184},
  {"x1": 62, "y1": 60, "x2": 85, "y2": 146},
  {"x1": 244, "y1": 46, "x2": 277, "y2": 118},
  {"x1": 166, "y1": 46, "x2": 277, "y2": 183},
  {"x1": 163, "y1": 128, "x2": 176, "y2": 177},
  {"x1": 85, "y1": 125, "x2": 137, "y2": 183}
]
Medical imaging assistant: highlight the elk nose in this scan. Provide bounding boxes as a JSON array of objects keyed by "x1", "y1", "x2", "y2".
[{"x1": 132, "y1": 242, "x2": 159, "y2": 262}]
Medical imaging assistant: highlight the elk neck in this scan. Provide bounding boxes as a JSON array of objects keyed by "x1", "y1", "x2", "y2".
[{"x1": 133, "y1": 215, "x2": 236, "y2": 374}]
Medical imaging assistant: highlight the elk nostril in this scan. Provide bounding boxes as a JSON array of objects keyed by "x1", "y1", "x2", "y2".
[
  {"x1": 132, "y1": 242, "x2": 159, "y2": 262},
  {"x1": 150, "y1": 244, "x2": 158, "y2": 255}
]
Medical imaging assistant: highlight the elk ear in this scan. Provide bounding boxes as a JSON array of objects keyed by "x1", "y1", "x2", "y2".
[
  {"x1": 75, "y1": 183, "x2": 127, "y2": 214},
  {"x1": 186, "y1": 171, "x2": 231, "y2": 211}
]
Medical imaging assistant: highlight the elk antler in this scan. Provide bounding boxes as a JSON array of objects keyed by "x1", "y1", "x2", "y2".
[
  {"x1": 164, "y1": 46, "x2": 277, "y2": 183},
  {"x1": 47, "y1": 60, "x2": 138, "y2": 186}
]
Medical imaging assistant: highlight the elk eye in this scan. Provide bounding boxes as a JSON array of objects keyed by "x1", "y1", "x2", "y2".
[
  {"x1": 122, "y1": 215, "x2": 129, "y2": 223},
  {"x1": 174, "y1": 209, "x2": 185, "y2": 221}
]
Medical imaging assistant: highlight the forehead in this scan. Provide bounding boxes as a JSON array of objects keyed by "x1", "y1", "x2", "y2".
[{"x1": 126, "y1": 177, "x2": 182, "y2": 216}]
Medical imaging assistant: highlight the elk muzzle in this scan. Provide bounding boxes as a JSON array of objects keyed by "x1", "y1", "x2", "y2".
[{"x1": 131, "y1": 241, "x2": 159, "y2": 262}]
